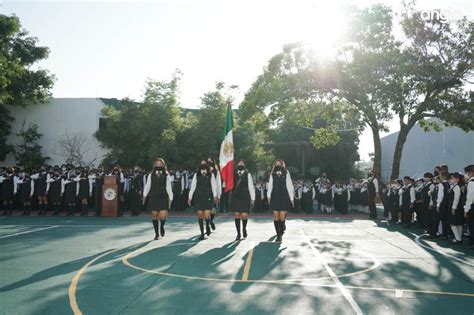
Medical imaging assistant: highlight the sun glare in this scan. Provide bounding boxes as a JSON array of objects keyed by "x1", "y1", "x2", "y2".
[{"x1": 296, "y1": 2, "x2": 348, "y2": 59}]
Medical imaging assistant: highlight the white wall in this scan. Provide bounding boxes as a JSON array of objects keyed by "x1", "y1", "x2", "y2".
[{"x1": 2, "y1": 98, "x2": 109, "y2": 167}]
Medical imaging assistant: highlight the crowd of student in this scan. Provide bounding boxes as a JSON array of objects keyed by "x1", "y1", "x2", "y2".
[{"x1": 1, "y1": 161, "x2": 473, "y2": 246}]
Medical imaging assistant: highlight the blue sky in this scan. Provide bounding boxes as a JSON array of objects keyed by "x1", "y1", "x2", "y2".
[{"x1": 1, "y1": 0, "x2": 472, "y2": 160}]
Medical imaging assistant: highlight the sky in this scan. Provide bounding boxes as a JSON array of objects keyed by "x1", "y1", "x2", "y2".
[{"x1": 1, "y1": 0, "x2": 472, "y2": 161}]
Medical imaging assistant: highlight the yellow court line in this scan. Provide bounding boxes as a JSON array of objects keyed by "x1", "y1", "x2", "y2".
[
  {"x1": 69, "y1": 249, "x2": 119, "y2": 315},
  {"x1": 242, "y1": 248, "x2": 254, "y2": 281},
  {"x1": 122, "y1": 244, "x2": 474, "y2": 298}
]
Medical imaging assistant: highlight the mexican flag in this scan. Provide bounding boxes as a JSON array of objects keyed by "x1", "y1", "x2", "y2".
[{"x1": 219, "y1": 104, "x2": 234, "y2": 192}]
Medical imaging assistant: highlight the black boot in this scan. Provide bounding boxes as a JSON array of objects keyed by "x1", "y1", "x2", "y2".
[
  {"x1": 198, "y1": 219, "x2": 205, "y2": 240},
  {"x1": 80, "y1": 204, "x2": 88, "y2": 216},
  {"x1": 152, "y1": 219, "x2": 159, "y2": 240},
  {"x1": 235, "y1": 218, "x2": 241, "y2": 240},
  {"x1": 205, "y1": 219, "x2": 211, "y2": 236},
  {"x1": 274, "y1": 221, "x2": 280, "y2": 236},
  {"x1": 210, "y1": 213, "x2": 216, "y2": 230},
  {"x1": 160, "y1": 219, "x2": 166, "y2": 237},
  {"x1": 242, "y1": 219, "x2": 248, "y2": 238}
]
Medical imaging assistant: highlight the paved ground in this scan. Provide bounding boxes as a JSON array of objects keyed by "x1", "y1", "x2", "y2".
[{"x1": 0, "y1": 213, "x2": 473, "y2": 315}]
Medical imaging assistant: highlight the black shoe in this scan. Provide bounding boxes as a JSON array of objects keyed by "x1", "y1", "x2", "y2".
[
  {"x1": 236, "y1": 235, "x2": 241, "y2": 241},
  {"x1": 276, "y1": 235, "x2": 282, "y2": 242},
  {"x1": 451, "y1": 240, "x2": 463, "y2": 245},
  {"x1": 160, "y1": 226, "x2": 165, "y2": 237},
  {"x1": 206, "y1": 226, "x2": 211, "y2": 236},
  {"x1": 243, "y1": 229, "x2": 247, "y2": 238},
  {"x1": 210, "y1": 222, "x2": 216, "y2": 231},
  {"x1": 199, "y1": 234, "x2": 205, "y2": 241},
  {"x1": 154, "y1": 236, "x2": 159, "y2": 240}
]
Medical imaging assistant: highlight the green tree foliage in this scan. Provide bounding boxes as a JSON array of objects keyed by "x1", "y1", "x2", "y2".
[
  {"x1": 385, "y1": 2, "x2": 473, "y2": 179},
  {"x1": 95, "y1": 73, "x2": 185, "y2": 168},
  {"x1": 0, "y1": 14, "x2": 54, "y2": 160},
  {"x1": 240, "y1": 43, "x2": 361, "y2": 179},
  {"x1": 13, "y1": 123, "x2": 49, "y2": 171}
]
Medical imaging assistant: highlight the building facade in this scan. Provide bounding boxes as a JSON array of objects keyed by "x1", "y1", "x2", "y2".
[
  {"x1": 381, "y1": 119, "x2": 474, "y2": 180},
  {"x1": 2, "y1": 98, "x2": 109, "y2": 167}
]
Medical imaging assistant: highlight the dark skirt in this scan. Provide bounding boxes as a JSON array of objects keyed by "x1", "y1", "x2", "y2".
[
  {"x1": 147, "y1": 195, "x2": 169, "y2": 211},
  {"x1": 229, "y1": 196, "x2": 251, "y2": 213},
  {"x1": 1, "y1": 179, "x2": 14, "y2": 201},
  {"x1": 269, "y1": 193, "x2": 291, "y2": 212},
  {"x1": 193, "y1": 195, "x2": 213, "y2": 211},
  {"x1": 64, "y1": 183, "x2": 76, "y2": 204},
  {"x1": 49, "y1": 181, "x2": 62, "y2": 204},
  {"x1": 77, "y1": 180, "x2": 90, "y2": 200},
  {"x1": 448, "y1": 208, "x2": 465, "y2": 225},
  {"x1": 19, "y1": 183, "x2": 32, "y2": 203},
  {"x1": 35, "y1": 180, "x2": 47, "y2": 197}
]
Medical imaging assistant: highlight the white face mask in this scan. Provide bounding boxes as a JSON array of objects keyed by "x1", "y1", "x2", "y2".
[
  {"x1": 276, "y1": 171, "x2": 282, "y2": 176},
  {"x1": 201, "y1": 170, "x2": 207, "y2": 175}
]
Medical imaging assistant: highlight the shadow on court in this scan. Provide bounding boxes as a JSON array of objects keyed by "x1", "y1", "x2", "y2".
[
  {"x1": 0, "y1": 241, "x2": 150, "y2": 294},
  {"x1": 2, "y1": 218, "x2": 474, "y2": 314}
]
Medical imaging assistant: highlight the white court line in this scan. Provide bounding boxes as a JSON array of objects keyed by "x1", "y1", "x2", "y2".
[
  {"x1": 299, "y1": 228, "x2": 364, "y2": 315},
  {"x1": 412, "y1": 233, "x2": 474, "y2": 267},
  {"x1": 0, "y1": 225, "x2": 60, "y2": 239}
]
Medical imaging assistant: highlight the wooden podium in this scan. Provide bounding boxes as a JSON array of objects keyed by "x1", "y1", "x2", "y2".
[{"x1": 102, "y1": 176, "x2": 119, "y2": 217}]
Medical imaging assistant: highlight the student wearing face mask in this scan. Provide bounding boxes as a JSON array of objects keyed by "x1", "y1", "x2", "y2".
[
  {"x1": 171, "y1": 170, "x2": 185, "y2": 212},
  {"x1": 1, "y1": 168, "x2": 15, "y2": 216},
  {"x1": 447, "y1": 173, "x2": 465, "y2": 245},
  {"x1": 63, "y1": 170, "x2": 78, "y2": 216},
  {"x1": 75, "y1": 168, "x2": 93, "y2": 216},
  {"x1": 463, "y1": 165, "x2": 474, "y2": 248},
  {"x1": 229, "y1": 160, "x2": 255, "y2": 240},
  {"x1": 399, "y1": 176, "x2": 415, "y2": 228},
  {"x1": 143, "y1": 158, "x2": 173, "y2": 240},
  {"x1": 254, "y1": 179, "x2": 264, "y2": 213},
  {"x1": 130, "y1": 166, "x2": 144, "y2": 216},
  {"x1": 93, "y1": 166, "x2": 105, "y2": 216},
  {"x1": 15, "y1": 171, "x2": 34, "y2": 216},
  {"x1": 207, "y1": 157, "x2": 222, "y2": 231},
  {"x1": 267, "y1": 159, "x2": 294, "y2": 242},
  {"x1": 188, "y1": 160, "x2": 218, "y2": 240},
  {"x1": 48, "y1": 170, "x2": 62, "y2": 215}
]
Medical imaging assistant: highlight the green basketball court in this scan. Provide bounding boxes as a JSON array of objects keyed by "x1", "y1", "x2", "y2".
[{"x1": 0, "y1": 214, "x2": 473, "y2": 314}]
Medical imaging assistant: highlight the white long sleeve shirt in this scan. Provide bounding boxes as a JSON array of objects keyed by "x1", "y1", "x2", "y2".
[
  {"x1": 143, "y1": 173, "x2": 173, "y2": 201},
  {"x1": 214, "y1": 170, "x2": 222, "y2": 199},
  {"x1": 14, "y1": 178, "x2": 35, "y2": 196},
  {"x1": 266, "y1": 172, "x2": 295, "y2": 201},
  {"x1": 436, "y1": 181, "x2": 448, "y2": 208},
  {"x1": 464, "y1": 178, "x2": 474, "y2": 213},
  {"x1": 451, "y1": 184, "x2": 461, "y2": 210},
  {"x1": 188, "y1": 173, "x2": 217, "y2": 200},
  {"x1": 398, "y1": 185, "x2": 415, "y2": 206}
]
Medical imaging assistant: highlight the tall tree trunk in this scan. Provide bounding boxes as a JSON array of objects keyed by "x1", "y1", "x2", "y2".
[
  {"x1": 371, "y1": 125, "x2": 382, "y2": 180},
  {"x1": 390, "y1": 121, "x2": 415, "y2": 180}
]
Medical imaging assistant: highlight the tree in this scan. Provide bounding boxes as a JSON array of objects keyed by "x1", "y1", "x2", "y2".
[
  {"x1": 330, "y1": 4, "x2": 400, "y2": 179},
  {"x1": 95, "y1": 72, "x2": 184, "y2": 168},
  {"x1": 387, "y1": 3, "x2": 473, "y2": 179},
  {"x1": 13, "y1": 122, "x2": 49, "y2": 171},
  {"x1": 54, "y1": 131, "x2": 97, "y2": 167},
  {"x1": 240, "y1": 43, "x2": 362, "y2": 179},
  {"x1": 0, "y1": 14, "x2": 54, "y2": 160}
]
